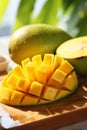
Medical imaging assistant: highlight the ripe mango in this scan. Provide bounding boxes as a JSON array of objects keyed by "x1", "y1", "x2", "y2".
[
  {"x1": 56, "y1": 36, "x2": 87, "y2": 76},
  {"x1": 0, "y1": 54, "x2": 78, "y2": 106},
  {"x1": 8, "y1": 24, "x2": 71, "y2": 64}
]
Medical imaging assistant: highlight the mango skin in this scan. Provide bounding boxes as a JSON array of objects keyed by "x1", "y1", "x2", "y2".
[
  {"x1": 66, "y1": 57, "x2": 87, "y2": 76},
  {"x1": 8, "y1": 24, "x2": 71, "y2": 64}
]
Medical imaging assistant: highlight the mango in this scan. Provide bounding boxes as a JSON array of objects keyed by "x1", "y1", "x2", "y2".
[
  {"x1": 0, "y1": 54, "x2": 78, "y2": 106},
  {"x1": 8, "y1": 24, "x2": 71, "y2": 64},
  {"x1": 56, "y1": 36, "x2": 87, "y2": 76}
]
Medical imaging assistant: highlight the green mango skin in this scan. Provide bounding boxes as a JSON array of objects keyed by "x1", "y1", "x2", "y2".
[
  {"x1": 67, "y1": 57, "x2": 87, "y2": 76},
  {"x1": 8, "y1": 24, "x2": 71, "y2": 64}
]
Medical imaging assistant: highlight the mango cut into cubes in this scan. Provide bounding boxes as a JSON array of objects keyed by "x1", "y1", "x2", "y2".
[{"x1": 0, "y1": 54, "x2": 78, "y2": 106}]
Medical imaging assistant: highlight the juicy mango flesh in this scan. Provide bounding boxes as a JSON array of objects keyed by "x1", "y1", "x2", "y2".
[
  {"x1": 8, "y1": 24, "x2": 71, "y2": 64},
  {"x1": 0, "y1": 54, "x2": 78, "y2": 106},
  {"x1": 56, "y1": 36, "x2": 87, "y2": 76}
]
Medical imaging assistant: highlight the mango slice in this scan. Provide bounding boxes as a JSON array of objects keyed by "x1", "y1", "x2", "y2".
[
  {"x1": 0, "y1": 54, "x2": 78, "y2": 106},
  {"x1": 56, "y1": 36, "x2": 87, "y2": 76}
]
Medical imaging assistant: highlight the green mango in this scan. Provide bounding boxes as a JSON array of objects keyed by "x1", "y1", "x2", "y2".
[{"x1": 9, "y1": 24, "x2": 71, "y2": 64}]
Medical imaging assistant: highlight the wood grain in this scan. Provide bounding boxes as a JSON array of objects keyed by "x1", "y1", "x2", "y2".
[{"x1": 0, "y1": 74, "x2": 87, "y2": 130}]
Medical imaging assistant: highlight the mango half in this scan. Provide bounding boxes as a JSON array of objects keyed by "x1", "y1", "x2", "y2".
[
  {"x1": 8, "y1": 24, "x2": 71, "y2": 64},
  {"x1": 56, "y1": 36, "x2": 87, "y2": 76},
  {"x1": 0, "y1": 54, "x2": 78, "y2": 106}
]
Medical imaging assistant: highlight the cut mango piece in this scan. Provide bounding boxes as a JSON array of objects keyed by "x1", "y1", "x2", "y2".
[
  {"x1": 16, "y1": 77, "x2": 31, "y2": 92},
  {"x1": 32, "y1": 54, "x2": 42, "y2": 68},
  {"x1": 52, "y1": 55, "x2": 63, "y2": 72},
  {"x1": 21, "y1": 95, "x2": 39, "y2": 105},
  {"x1": 55, "y1": 89, "x2": 71, "y2": 100},
  {"x1": 42, "y1": 86, "x2": 58, "y2": 100},
  {"x1": 13, "y1": 65, "x2": 25, "y2": 78},
  {"x1": 10, "y1": 90, "x2": 24, "y2": 105},
  {"x1": 51, "y1": 69, "x2": 66, "y2": 82},
  {"x1": 48, "y1": 69, "x2": 66, "y2": 87},
  {"x1": 6, "y1": 74, "x2": 18, "y2": 89},
  {"x1": 0, "y1": 87, "x2": 12, "y2": 104},
  {"x1": 62, "y1": 71, "x2": 78, "y2": 91},
  {"x1": 24, "y1": 62, "x2": 36, "y2": 81},
  {"x1": 43, "y1": 54, "x2": 54, "y2": 69},
  {"x1": 29, "y1": 81, "x2": 44, "y2": 96},
  {"x1": 0, "y1": 54, "x2": 78, "y2": 106},
  {"x1": 58, "y1": 60, "x2": 74, "y2": 75},
  {"x1": 21, "y1": 58, "x2": 30, "y2": 68},
  {"x1": 37, "y1": 63, "x2": 50, "y2": 84},
  {"x1": 2, "y1": 71, "x2": 12, "y2": 87}
]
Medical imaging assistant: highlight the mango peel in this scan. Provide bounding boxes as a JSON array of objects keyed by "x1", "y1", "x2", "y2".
[{"x1": 0, "y1": 54, "x2": 78, "y2": 106}]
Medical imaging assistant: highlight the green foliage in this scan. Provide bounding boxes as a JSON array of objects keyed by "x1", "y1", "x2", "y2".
[
  {"x1": 58, "y1": 0, "x2": 87, "y2": 37},
  {"x1": 77, "y1": 15, "x2": 87, "y2": 36},
  {"x1": 32, "y1": 0, "x2": 59, "y2": 25},
  {"x1": 13, "y1": 0, "x2": 35, "y2": 31},
  {"x1": 0, "y1": 0, "x2": 87, "y2": 37}
]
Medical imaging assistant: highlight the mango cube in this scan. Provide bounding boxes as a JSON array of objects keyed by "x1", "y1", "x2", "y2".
[
  {"x1": 32, "y1": 54, "x2": 42, "y2": 68},
  {"x1": 24, "y1": 62, "x2": 36, "y2": 81},
  {"x1": 37, "y1": 63, "x2": 50, "y2": 84},
  {"x1": 21, "y1": 58, "x2": 30, "y2": 68},
  {"x1": 43, "y1": 54, "x2": 54, "y2": 68},
  {"x1": 52, "y1": 55, "x2": 63, "y2": 72},
  {"x1": 42, "y1": 86, "x2": 57, "y2": 100},
  {"x1": 58, "y1": 60, "x2": 74, "y2": 75},
  {"x1": 13, "y1": 65, "x2": 25, "y2": 78},
  {"x1": 0, "y1": 87, "x2": 12, "y2": 104},
  {"x1": 48, "y1": 69, "x2": 66, "y2": 87},
  {"x1": 6, "y1": 74, "x2": 18, "y2": 89},
  {"x1": 29, "y1": 81, "x2": 43, "y2": 96},
  {"x1": 55, "y1": 89, "x2": 71, "y2": 100},
  {"x1": 21, "y1": 95, "x2": 39, "y2": 105},
  {"x1": 63, "y1": 71, "x2": 78, "y2": 91},
  {"x1": 2, "y1": 71, "x2": 12, "y2": 87},
  {"x1": 16, "y1": 78, "x2": 31, "y2": 92},
  {"x1": 10, "y1": 90, "x2": 24, "y2": 105}
]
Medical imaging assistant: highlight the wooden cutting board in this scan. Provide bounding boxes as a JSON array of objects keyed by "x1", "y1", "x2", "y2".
[{"x1": 0, "y1": 73, "x2": 87, "y2": 130}]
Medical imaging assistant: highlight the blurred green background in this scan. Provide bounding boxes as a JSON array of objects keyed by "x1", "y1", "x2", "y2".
[{"x1": 0, "y1": 0, "x2": 87, "y2": 37}]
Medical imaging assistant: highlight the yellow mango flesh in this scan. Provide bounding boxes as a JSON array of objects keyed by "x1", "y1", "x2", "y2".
[
  {"x1": 0, "y1": 54, "x2": 78, "y2": 106},
  {"x1": 29, "y1": 81, "x2": 44, "y2": 96}
]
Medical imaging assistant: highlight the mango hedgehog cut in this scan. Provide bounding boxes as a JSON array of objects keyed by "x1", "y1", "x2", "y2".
[{"x1": 0, "y1": 54, "x2": 78, "y2": 106}]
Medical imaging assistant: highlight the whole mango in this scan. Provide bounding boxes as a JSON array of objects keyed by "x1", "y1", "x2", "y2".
[{"x1": 8, "y1": 24, "x2": 71, "y2": 64}]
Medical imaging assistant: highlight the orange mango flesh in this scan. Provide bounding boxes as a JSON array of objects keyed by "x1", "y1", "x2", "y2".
[{"x1": 0, "y1": 54, "x2": 78, "y2": 106}]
